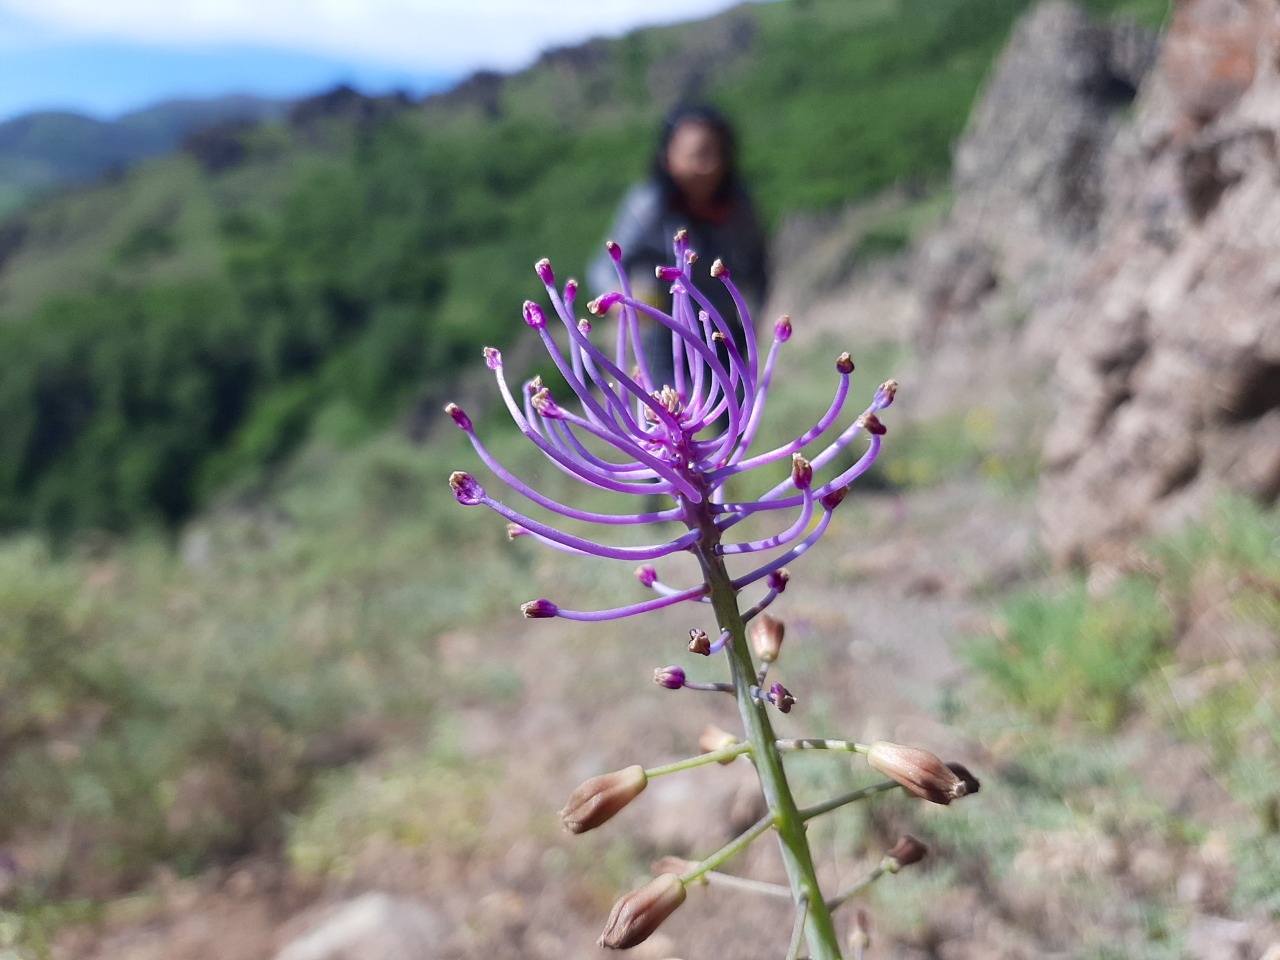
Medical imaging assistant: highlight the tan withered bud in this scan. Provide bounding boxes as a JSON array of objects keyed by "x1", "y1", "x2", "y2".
[
  {"x1": 688, "y1": 628, "x2": 711, "y2": 656},
  {"x1": 883, "y1": 835, "x2": 928, "y2": 872},
  {"x1": 599, "y1": 873, "x2": 686, "y2": 949},
  {"x1": 698, "y1": 724, "x2": 739, "y2": 762},
  {"x1": 749, "y1": 613, "x2": 785, "y2": 663},
  {"x1": 560, "y1": 765, "x2": 648, "y2": 834},
  {"x1": 866, "y1": 741, "x2": 968, "y2": 805}
]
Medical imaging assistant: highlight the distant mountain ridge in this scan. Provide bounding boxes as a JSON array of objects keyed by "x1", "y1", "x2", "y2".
[{"x1": 0, "y1": 96, "x2": 290, "y2": 217}]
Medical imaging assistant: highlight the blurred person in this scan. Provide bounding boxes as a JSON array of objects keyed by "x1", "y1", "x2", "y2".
[{"x1": 589, "y1": 105, "x2": 768, "y2": 392}]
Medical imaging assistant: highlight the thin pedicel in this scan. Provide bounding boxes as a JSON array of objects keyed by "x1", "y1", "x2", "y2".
[{"x1": 448, "y1": 234, "x2": 976, "y2": 959}]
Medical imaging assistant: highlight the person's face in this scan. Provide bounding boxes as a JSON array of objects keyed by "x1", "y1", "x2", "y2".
[{"x1": 664, "y1": 120, "x2": 726, "y2": 206}]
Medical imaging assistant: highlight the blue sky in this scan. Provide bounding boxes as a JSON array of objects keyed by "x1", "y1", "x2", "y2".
[{"x1": 0, "y1": 1, "x2": 755, "y2": 122}]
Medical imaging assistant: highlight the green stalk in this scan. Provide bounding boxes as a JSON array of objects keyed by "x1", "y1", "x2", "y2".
[{"x1": 690, "y1": 497, "x2": 843, "y2": 960}]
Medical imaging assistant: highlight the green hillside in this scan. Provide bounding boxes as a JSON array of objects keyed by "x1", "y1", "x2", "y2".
[{"x1": 0, "y1": 0, "x2": 1166, "y2": 536}]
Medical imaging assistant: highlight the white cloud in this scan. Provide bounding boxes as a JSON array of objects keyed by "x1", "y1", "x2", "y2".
[{"x1": 1, "y1": 0, "x2": 757, "y2": 71}]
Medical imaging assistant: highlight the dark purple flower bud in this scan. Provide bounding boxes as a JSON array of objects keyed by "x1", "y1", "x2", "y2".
[
  {"x1": 522, "y1": 300, "x2": 547, "y2": 329},
  {"x1": 483, "y1": 346, "x2": 502, "y2": 370},
  {"x1": 599, "y1": 874, "x2": 686, "y2": 949},
  {"x1": 767, "y1": 568, "x2": 791, "y2": 592},
  {"x1": 444, "y1": 402, "x2": 472, "y2": 431},
  {"x1": 449, "y1": 471, "x2": 485, "y2": 505},
  {"x1": 860, "y1": 413, "x2": 887, "y2": 436},
  {"x1": 883, "y1": 835, "x2": 928, "y2": 871},
  {"x1": 820, "y1": 485, "x2": 850, "y2": 511},
  {"x1": 564, "y1": 277, "x2": 578, "y2": 303},
  {"x1": 561, "y1": 765, "x2": 648, "y2": 834},
  {"x1": 867, "y1": 741, "x2": 968, "y2": 805},
  {"x1": 521, "y1": 598, "x2": 558, "y2": 619},
  {"x1": 606, "y1": 240, "x2": 622, "y2": 263},
  {"x1": 836, "y1": 352, "x2": 855, "y2": 375},
  {"x1": 710, "y1": 259, "x2": 729, "y2": 279},
  {"x1": 946, "y1": 762, "x2": 981, "y2": 795},
  {"x1": 774, "y1": 315, "x2": 793, "y2": 342},
  {"x1": 768, "y1": 682, "x2": 796, "y2": 713},
  {"x1": 653, "y1": 665, "x2": 686, "y2": 689},
  {"x1": 535, "y1": 257, "x2": 554, "y2": 284},
  {"x1": 636, "y1": 565, "x2": 657, "y2": 587},
  {"x1": 791, "y1": 454, "x2": 813, "y2": 491},
  {"x1": 655, "y1": 265, "x2": 682, "y2": 282},
  {"x1": 688, "y1": 629, "x2": 711, "y2": 656},
  {"x1": 589, "y1": 292, "x2": 623, "y2": 315},
  {"x1": 750, "y1": 613, "x2": 785, "y2": 663}
]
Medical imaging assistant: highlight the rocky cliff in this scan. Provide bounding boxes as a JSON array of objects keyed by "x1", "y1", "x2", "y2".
[
  {"x1": 1037, "y1": 0, "x2": 1280, "y2": 562},
  {"x1": 902, "y1": 0, "x2": 1278, "y2": 564}
]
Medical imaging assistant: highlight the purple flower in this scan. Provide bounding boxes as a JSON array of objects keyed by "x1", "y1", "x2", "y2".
[{"x1": 448, "y1": 234, "x2": 894, "y2": 623}]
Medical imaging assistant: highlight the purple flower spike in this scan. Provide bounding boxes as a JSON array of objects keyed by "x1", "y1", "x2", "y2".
[
  {"x1": 521, "y1": 598, "x2": 559, "y2": 619},
  {"x1": 523, "y1": 300, "x2": 548, "y2": 329},
  {"x1": 445, "y1": 402, "x2": 473, "y2": 431},
  {"x1": 654, "y1": 665, "x2": 686, "y2": 689},
  {"x1": 449, "y1": 471, "x2": 485, "y2": 505},
  {"x1": 450, "y1": 237, "x2": 892, "y2": 623}
]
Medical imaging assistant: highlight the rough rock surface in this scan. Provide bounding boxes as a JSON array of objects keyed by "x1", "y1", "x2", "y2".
[
  {"x1": 910, "y1": 0, "x2": 1157, "y2": 351},
  {"x1": 1037, "y1": 0, "x2": 1280, "y2": 561}
]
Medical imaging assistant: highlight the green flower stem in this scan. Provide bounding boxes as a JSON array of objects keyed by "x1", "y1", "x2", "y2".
[
  {"x1": 777, "y1": 738, "x2": 869, "y2": 754},
  {"x1": 690, "y1": 495, "x2": 844, "y2": 960},
  {"x1": 679, "y1": 811, "x2": 774, "y2": 885},
  {"x1": 699, "y1": 870, "x2": 792, "y2": 899},
  {"x1": 644, "y1": 741, "x2": 753, "y2": 778},
  {"x1": 800, "y1": 781, "x2": 899, "y2": 822},
  {"x1": 825, "y1": 863, "x2": 888, "y2": 913}
]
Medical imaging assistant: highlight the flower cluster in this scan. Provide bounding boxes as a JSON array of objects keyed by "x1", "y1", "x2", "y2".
[
  {"x1": 447, "y1": 230, "x2": 895, "y2": 624},
  {"x1": 446, "y1": 235, "x2": 974, "y2": 960}
]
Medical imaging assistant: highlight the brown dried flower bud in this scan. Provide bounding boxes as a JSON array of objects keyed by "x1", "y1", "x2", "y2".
[
  {"x1": 883, "y1": 835, "x2": 928, "y2": 872},
  {"x1": 866, "y1": 741, "x2": 969, "y2": 805},
  {"x1": 836, "y1": 352, "x2": 855, "y2": 375},
  {"x1": 560, "y1": 765, "x2": 648, "y2": 834},
  {"x1": 599, "y1": 873, "x2": 686, "y2": 949},
  {"x1": 749, "y1": 613, "x2": 785, "y2": 663},
  {"x1": 698, "y1": 724, "x2": 739, "y2": 762},
  {"x1": 688, "y1": 628, "x2": 711, "y2": 656}
]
